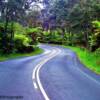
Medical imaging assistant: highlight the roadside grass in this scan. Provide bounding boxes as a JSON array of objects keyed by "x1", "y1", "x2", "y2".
[
  {"x1": 63, "y1": 45, "x2": 100, "y2": 75},
  {"x1": 0, "y1": 47, "x2": 43, "y2": 61}
]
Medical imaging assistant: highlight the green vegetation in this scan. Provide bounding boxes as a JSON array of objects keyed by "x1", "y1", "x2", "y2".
[
  {"x1": 0, "y1": 22, "x2": 43, "y2": 60},
  {"x1": 0, "y1": 22, "x2": 37, "y2": 53},
  {"x1": 0, "y1": 0, "x2": 100, "y2": 74},
  {"x1": 63, "y1": 46, "x2": 100, "y2": 74},
  {"x1": 0, "y1": 47, "x2": 43, "y2": 61}
]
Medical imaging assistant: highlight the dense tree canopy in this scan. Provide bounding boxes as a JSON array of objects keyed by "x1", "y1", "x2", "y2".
[{"x1": 0, "y1": 0, "x2": 100, "y2": 53}]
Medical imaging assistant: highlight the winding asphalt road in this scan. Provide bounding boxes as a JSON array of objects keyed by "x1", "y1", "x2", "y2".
[{"x1": 0, "y1": 44, "x2": 100, "y2": 100}]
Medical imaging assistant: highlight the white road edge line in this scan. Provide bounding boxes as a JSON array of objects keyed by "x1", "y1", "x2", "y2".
[
  {"x1": 33, "y1": 81, "x2": 38, "y2": 89},
  {"x1": 32, "y1": 48, "x2": 61, "y2": 100},
  {"x1": 32, "y1": 50, "x2": 54, "y2": 80},
  {"x1": 36, "y1": 48, "x2": 61, "y2": 100}
]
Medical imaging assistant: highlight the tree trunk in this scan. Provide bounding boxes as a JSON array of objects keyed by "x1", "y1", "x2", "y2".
[
  {"x1": 84, "y1": 32, "x2": 89, "y2": 49},
  {"x1": 10, "y1": 21, "x2": 14, "y2": 52}
]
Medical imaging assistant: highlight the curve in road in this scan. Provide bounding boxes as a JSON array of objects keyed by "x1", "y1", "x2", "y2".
[{"x1": 0, "y1": 44, "x2": 100, "y2": 100}]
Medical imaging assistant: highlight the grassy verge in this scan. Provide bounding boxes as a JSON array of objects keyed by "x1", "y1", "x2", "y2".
[
  {"x1": 63, "y1": 45, "x2": 100, "y2": 75},
  {"x1": 0, "y1": 47, "x2": 43, "y2": 61}
]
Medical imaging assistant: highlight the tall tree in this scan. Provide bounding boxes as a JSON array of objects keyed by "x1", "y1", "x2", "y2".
[
  {"x1": 68, "y1": 0, "x2": 100, "y2": 48},
  {"x1": 0, "y1": 0, "x2": 37, "y2": 53}
]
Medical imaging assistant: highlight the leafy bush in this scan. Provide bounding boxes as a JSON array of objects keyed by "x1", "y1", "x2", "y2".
[
  {"x1": 14, "y1": 34, "x2": 33, "y2": 53},
  {"x1": 89, "y1": 34, "x2": 97, "y2": 47},
  {"x1": 41, "y1": 30, "x2": 63, "y2": 44},
  {"x1": 89, "y1": 20, "x2": 100, "y2": 51},
  {"x1": 26, "y1": 27, "x2": 42, "y2": 44},
  {"x1": 12, "y1": 23, "x2": 35, "y2": 53},
  {"x1": 14, "y1": 23, "x2": 26, "y2": 34},
  {"x1": 92, "y1": 20, "x2": 100, "y2": 28},
  {"x1": 26, "y1": 27, "x2": 42, "y2": 34},
  {"x1": 50, "y1": 30, "x2": 62, "y2": 43},
  {"x1": 95, "y1": 48, "x2": 100, "y2": 56}
]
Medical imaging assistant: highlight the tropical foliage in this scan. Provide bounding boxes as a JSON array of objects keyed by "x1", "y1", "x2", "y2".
[{"x1": 0, "y1": 0, "x2": 100, "y2": 55}]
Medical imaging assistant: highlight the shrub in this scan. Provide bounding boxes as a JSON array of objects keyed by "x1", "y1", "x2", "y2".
[
  {"x1": 95, "y1": 48, "x2": 100, "y2": 56},
  {"x1": 92, "y1": 20, "x2": 100, "y2": 28},
  {"x1": 14, "y1": 34, "x2": 33, "y2": 53},
  {"x1": 26, "y1": 27, "x2": 42, "y2": 44}
]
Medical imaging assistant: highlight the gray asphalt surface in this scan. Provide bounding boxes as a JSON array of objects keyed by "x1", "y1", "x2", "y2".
[{"x1": 0, "y1": 44, "x2": 100, "y2": 100}]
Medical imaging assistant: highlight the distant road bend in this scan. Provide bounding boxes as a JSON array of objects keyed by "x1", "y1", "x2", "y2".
[{"x1": 0, "y1": 44, "x2": 100, "y2": 100}]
